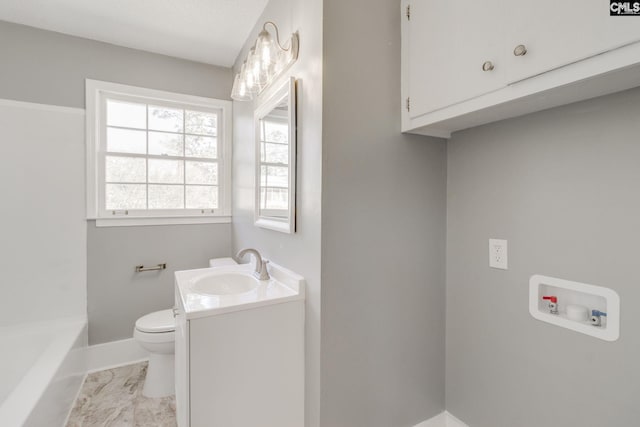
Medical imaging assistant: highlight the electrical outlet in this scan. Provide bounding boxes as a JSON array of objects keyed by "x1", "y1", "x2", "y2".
[{"x1": 489, "y1": 239, "x2": 508, "y2": 270}]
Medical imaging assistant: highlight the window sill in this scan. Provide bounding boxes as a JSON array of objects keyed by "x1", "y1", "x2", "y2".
[{"x1": 90, "y1": 216, "x2": 231, "y2": 227}]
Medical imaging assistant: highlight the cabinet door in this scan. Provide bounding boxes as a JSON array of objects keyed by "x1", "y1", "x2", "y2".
[
  {"x1": 407, "y1": 0, "x2": 505, "y2": 118},
  {"x1": 507, "y1": 0, "x2": 640, "y2": 83}
]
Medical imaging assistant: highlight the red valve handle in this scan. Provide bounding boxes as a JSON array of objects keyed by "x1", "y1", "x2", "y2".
[{"x1": 542, "y1": 296, "x2": 557, "y2": 303}]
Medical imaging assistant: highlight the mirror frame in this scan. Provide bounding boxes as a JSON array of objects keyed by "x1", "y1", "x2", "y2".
[{"x1": 254, "y1": 77, "x2": 297, "y2": 233}]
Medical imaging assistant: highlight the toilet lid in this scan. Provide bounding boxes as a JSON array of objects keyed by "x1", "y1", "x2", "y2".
[{"x1": 135, "y1": 309, "x2": 175, "y2": 333}]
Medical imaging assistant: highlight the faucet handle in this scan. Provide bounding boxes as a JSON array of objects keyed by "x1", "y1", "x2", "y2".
[
  {"x1": 542, "y1": 296, "x2": 559, "y2": 314},
  {"x1": 258, "y1": 259, "x2": 270, "y2": 281},
  {"x1": 591, "y1": 310, "x2": 606, "y2": 327}
]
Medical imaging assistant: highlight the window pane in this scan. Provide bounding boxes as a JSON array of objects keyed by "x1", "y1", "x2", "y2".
[
  {"x1": 107, "y1": 100, "x2": 146, "y2": 129},
  {"x1": 148, "y1": 106, "x2": 183, "y2": 132},
  {"x1": 186, "y1": 186, "x2": 218, "y2": 209},
  {"x1": 263, "y1": 120, "x2": 288, "y2": 143},
  {"x1": 185, "y1": 135, "x2": 217, "y2": 159},
  {"x1": 105, "y1": 156, "x2": 146, "y2": 183},
  {"x1": 106, "y1": 184, "x2": 146, "y2": 210},
  {"x1": 149, "y1": 132, "x2": 183, "y2": 156},
  {"x1": 261, "y1": 165, "x2": 288, "y2": 187},
  {"x1": 264, "y1": 142, "x2": 288, "y2": 164},
  {"x1": 186, "y1": 111, "x2": 217, "y2": 136},
  {"x1": 148, "y1": 185, "x2": 184, "y2": 209},
  {"x1": 186, "y1": 161, "x2": 217, "y2": 185},
  {"x1": 264, "y1": 188, "x2": 288, "y2": 210},
  {"x1": 107, "y1": 127, "x2": 146, "y2": 154},
  {"x1": 148, "y1": 159, "x2": 184, "y2": 184}
]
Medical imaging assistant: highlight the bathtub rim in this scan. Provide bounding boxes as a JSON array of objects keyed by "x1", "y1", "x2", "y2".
[{"x1": 0, "y1": 317, "x2": 87, "y2": 427}]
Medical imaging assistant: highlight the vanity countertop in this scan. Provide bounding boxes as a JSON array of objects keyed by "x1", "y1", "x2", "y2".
[{"x1": 175, "y1": 262, "x2": 305, "y2": 320}]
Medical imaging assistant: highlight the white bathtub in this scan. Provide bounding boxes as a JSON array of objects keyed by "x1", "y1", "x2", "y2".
[{"x1": 0, "y1": 319, "x2": 87, "y2": 427}]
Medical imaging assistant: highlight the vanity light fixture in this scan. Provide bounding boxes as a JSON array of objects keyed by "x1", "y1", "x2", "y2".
[{"x1": 231, "y1": 21, "x2": 299, "y2": 101}]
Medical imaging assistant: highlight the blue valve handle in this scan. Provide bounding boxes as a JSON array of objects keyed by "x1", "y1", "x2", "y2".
[{"x1": 592, "y1": 310, "x2": 607, "y2": 317}]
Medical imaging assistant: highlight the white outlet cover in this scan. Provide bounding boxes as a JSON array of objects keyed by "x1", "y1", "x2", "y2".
[{"x1": 489, "y1": 239, "x2": 508, "y2": 270}]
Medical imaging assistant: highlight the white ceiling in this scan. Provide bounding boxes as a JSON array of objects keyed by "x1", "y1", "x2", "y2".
[{"x1": 0, "y1": 0, "x2": 268, "y2": 66}]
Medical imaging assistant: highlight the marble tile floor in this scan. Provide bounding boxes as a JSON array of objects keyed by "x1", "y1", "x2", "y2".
[{"x1": 66, "y1": 361, "x2": 176, "y2": 427}]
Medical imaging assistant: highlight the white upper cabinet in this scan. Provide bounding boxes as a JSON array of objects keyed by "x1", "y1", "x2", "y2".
[
  {"x1": 408, "y1": 0, "x2": 505, "y2": 118},
  {"x1": 506, "y1": 0, "x2": 640, "y2": 83},
  {"x1": 402, "y1": 0, "x2": 640, "y2": 138}
]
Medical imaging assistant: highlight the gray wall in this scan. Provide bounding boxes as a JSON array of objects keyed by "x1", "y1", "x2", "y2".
[
  {"x1": 321, "y1": 1, "x2": 447, "y2": 426},
  {"x1": 0, "y1": 20, "x2": 234, "y2": 344},
  {"x1": 230, "y1": 0, "x2": 323, "y2": 426},
  {"x1": 446, "y1": 88, "x2": 640, "y2": 426},
  {"x1": 88, "y1": 224, "x2": 230, "y2": 344},
  {"x1": 0, "y1": 21, "x2": 231, "y2": 108}
]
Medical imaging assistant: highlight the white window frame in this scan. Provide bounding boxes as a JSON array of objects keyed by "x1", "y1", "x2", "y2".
[
  {"x1": 86, "y1": 80, "x2": 232, "y2": 227},
  {"x1": 257, "y1": 111, "x2": 290, "y2": 218}
]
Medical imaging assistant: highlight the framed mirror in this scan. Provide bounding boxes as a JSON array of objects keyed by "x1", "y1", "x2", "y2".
[{"x1": 254, "y1": 77, "x2": 296, "y2": 233}]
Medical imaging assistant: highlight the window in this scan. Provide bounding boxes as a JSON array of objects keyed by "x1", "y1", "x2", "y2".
[{"x1": 86, "y1": 80, "x2": 232, "y2": 226}]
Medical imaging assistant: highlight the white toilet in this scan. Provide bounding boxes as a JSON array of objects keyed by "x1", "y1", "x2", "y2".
[{"x1": 134, "y1": 309, "x2": 175, "y2": 398}]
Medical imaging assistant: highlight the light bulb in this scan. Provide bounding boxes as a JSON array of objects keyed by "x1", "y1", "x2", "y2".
[
  {"x1": 274, "y1": 49, "x2": 287, "y2": 75},
  {"x1": 261, "y1": 46, "x2": 272, "y2": 67},
  {"x1": 255, "y1": 29, "x2": 277, "y2": 75},
  {"x1": 239, "y1": 62, "x2": 248, "y2": 95},
  {"x1": 231, "y1": 64, "x2": 252, "y2": 101},
  {"x1": 246, "y1": 49, "x2": 260, "y2": 92},
  {"x1": 246, "y1": 69, "x2": 255, "y2": 91}
]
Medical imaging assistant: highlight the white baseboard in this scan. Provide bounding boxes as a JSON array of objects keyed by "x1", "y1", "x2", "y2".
[
  {"x1": 86, "y1": 338, "x2": 148, "y2": 372},
  {"x1": 414, "y1": 411, "x2": 469, "y2": 427}
]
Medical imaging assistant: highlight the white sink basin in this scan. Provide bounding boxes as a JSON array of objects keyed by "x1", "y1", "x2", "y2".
[{"x1": 190, "y1": 273, "x2": 259, "y2": 296}]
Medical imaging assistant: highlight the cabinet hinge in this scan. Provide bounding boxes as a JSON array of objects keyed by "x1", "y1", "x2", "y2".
[
  {"x1": 406, "y1": 4, "x2": 411, "y2": 20},
  {"x1": 406, "y1": 97, "x2": 410, "y2": 112}
]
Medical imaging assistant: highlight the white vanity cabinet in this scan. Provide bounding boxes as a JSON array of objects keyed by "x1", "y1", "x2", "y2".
[
  {"x1": 174, "y1": 263, "x2": 305, "y2": 427},
  {"x1": 402, "y1": 0, "x2": 640, "y2": 138}
]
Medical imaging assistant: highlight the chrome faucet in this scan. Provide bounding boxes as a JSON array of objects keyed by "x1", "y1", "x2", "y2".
[{"x1": 236, "y1": 248, "x2": 270, "y2": 280}]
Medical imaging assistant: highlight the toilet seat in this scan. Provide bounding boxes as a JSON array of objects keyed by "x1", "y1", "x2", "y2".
[
  {"x1": 135, "y1": 309, "x2": 175, "y2": 333},
  {"x1": 134, "y1": 328, "x2": 175, "y2": 343}
]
